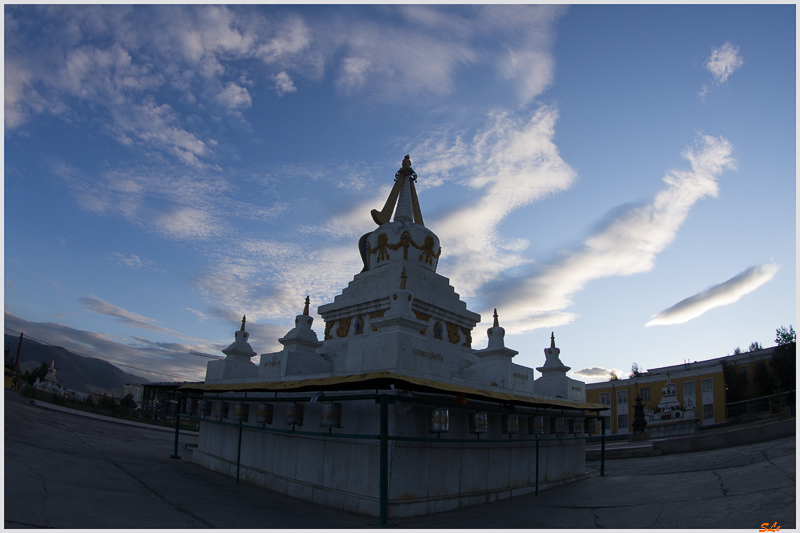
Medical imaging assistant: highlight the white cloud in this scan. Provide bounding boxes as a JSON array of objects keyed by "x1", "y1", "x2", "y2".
[
  {"x1": 482, "y1": 135, "x2": 735, "y2": 334},
  {"x1": 192, "y1": 238, "x2": 363, "y2": 327},
  {"x1": 217, "y1": 82, "x2": 252, "y2": 109},
  {"x1": 107, "y1": 252, "x2": 156, "y2": 269},
  {"x1": 705, "y1": 42, "x2": 744, "y2": 84},
  {"x1": 415, "y1": 106, "x2": 577, "y2": 296},
  {"x1": 109, "y1": 100, "x2": 210, "y2": 168},
  {"x1": 273, "y1": 71, "x2": 297, "y2": 96},
  {"x1": 80, "y1": 295, "x2": 202, "y2": 341},
  {"x1": 81, "y1": 295, "x2": 157, "y2": 323},
  {"x1": 646, "y1": 263, "x2": 778, "y2": 327},
  {"x1": 572, "y1": 366, "x2": 627, "y2": 384},
  {"x1": 153, "y1": 206, "x2": 225, "y2": 241},
  {"x1": 256, "y1": 15, "x2": 312, "y2": 63}
]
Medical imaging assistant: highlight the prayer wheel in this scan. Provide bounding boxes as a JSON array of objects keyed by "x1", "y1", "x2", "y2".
[
  {"x1": 528, "y1": 415, "x2": 545, "y2": 434},
  {"x1": 286, "y1": 402, "x2": 304, "y2": 426},
  {"x1": 501, "y1": 413, "x2": 519, "y2": 435},
  {"x1": 233, "y1": 402, "x2": 249, "y2": 422},
  {"x1": 199, "y1": 399, "x2": 212, "y2": 417},
  {"x1": 585, "y1": 417, "x2": 596, "y2": 434},
  {"x1": 319, "y1": 402, "x2": 342, "y2": 428},
  {"x1": 555, "y1": 416, "x2": 566, "y2": 433},
  {"x1": 468, "y1": 412, "x2": 488, "y2": 434},
  {"x1": 216, "y1": 401, "x2": 228, "y2": 419},
  {"x1": 428, "y1": 408, "x2": 449, "y2": 433},
  {"x1": 256, "y1": 403, "x2": 274, "y2": 424}
]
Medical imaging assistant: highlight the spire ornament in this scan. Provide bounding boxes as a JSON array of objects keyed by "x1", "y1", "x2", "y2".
[
  {"x1": 240, "y1": 315, "x2": 247, "y2": 331},
  {"x1": 303, "y1": 296, "x2": 310, "y2": 316},
  {"x1": 370, "y1": 155, "x2": 424, "y2": 226},
  {"x1": 493, "y1": 309, "x2": 499, "y2": 328}
]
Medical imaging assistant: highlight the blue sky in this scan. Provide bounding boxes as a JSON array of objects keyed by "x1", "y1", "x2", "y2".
[{"x1": 4, "y1": 5, "x2": 796, "y2": 384}]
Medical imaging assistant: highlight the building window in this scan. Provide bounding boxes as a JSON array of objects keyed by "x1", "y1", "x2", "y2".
[
  {"x1": 640, "y1": 388, "x2": 651, "y2": 401},
  {"x1": 701, "y1": 378, "x2": 713, "y2": 394},
  {"x1": 618, "y1": 415, "x2": 628, "y2": 430},
  {"x1": 599, "y1": 392, "x2": 610, "y2": 406},
  {"x1": 683, "y1": 381, "x2": 695, "y2": 397},
  {"x1": 703, "y1": 404, "x2": 714, "y2": 420},
  {"x1": 617, "y1": 390, "x2": 628, "y2": 404}
]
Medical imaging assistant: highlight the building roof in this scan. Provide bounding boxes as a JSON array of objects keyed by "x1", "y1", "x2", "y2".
[
  {"x1": 585, "y1": 346, "x2": 778, "y2": 390},
  {"x1": 178, "y1": 370, "x2": 605, "y2": 411}
]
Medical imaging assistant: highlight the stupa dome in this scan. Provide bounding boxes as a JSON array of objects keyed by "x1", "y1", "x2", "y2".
[{"x1": 363, "y1": 156, "x2": 441, "y2": 273}]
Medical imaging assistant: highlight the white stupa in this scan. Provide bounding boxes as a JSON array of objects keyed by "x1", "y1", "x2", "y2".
[
  {"x1": 192, "y1": 155, "x2": 594, "y2": 520},
  {"x1": 534, "y1": 333, "x2": 585, "y2": 401},
  {"x1": 208, "y1": 155, "x2": 557, "y2": 395}
]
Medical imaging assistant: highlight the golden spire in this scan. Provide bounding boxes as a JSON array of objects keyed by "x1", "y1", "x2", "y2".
[
  {"x1": 370, "y1": 155, "x2": 424, "y2": 226},
  {"x1": 493, "y1": 309, "x2": 499, "y2": 328},
  {"x1": 400, "y1": 268, "x2": 407, "y2": 290},
  {"x1": 550, "y1": 332, "x2": 556, "y2": 349},
  {"x1": 303, "y1": 295, "x2": 310, "y2": 316},
  {"x1": 240, "y1": 315, "x2": 246, "y2": 331}
]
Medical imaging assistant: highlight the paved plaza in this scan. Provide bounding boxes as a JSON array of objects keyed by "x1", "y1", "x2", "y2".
[{"x1": 4, "y1": 389, "x2": 795, "y2": 529}]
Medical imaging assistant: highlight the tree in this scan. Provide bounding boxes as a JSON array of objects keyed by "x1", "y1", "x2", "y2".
[
  {"x1": 775, "y1": 325, "x2": 796, "y2": 345},
  {"x1": 771, "y1": 326, "x2": 796, "y2": 393},
  {"x1": 752, "y1": 360, "x2": 776, "y2": 397},
  {"x1": 748, "y1": 341, "x2": 763, "y2": 352},
  {"x1": 629, "y1": 362, "x2": 643, "y2": 379},
  {"x1": 23, "y1": 361, "x2": 49, "y2": 386},
  {"x1": 721, "y1": 360, "x2": 747, "y2": 403},
  {"x1": 120, "y1": 393, "x2": 137, "y2": 410},
  {"x1": 733, "y1": 347, "x2": 742, "y2": 355},
  {"x1": 98, "y1": 393, "x2": 117, "y2": 410},
  {"x1": 609, "y1": 370, "x2": 619, "y2": 381}
]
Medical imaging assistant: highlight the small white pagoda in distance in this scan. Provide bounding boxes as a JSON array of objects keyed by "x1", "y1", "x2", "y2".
[{"x1": 184, "y1": 156, "x2": 602, "y2": 520}]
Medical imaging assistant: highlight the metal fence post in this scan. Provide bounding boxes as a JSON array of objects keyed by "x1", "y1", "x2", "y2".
[
  {"x1": 535, "y1": 436, "x2": 539, "y2": 496},
  {"x1": 379, "y1": 393, "x2": 389, "y2": 526},
  {"x1": 236, "y1": 422, "x2": 243, "y2": 484},
  {"x1": 170, "y1": 392, "x2": 182, "y2": 459},
  {"x1": 600, "y1": 416, "x2": 605, "y2": 477}
]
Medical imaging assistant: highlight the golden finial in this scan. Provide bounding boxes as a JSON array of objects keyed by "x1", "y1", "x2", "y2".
[
  {"x1": 550, "y1": 332, "x2": 556, "y2": 349},
  {"x1": 303, "y1": 295, "x2": 310, "y2": 316},
  {"x1": 400, "y1": 268, "x2": 407, "y2": 290},
  {"x1": 240, "y1": 315, "x2": 246, "y2": 331},
  {"x1": 493, "y1": 309, "x2": 499, "y2": 328}
]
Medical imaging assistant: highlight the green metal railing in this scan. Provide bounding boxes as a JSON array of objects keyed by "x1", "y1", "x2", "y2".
[
  {"x1": 725, "y1": 390, "x2": 795, "y2": 419},
  {"x1": 170, "y1": 391, "x2": 606, "y2": 526}
]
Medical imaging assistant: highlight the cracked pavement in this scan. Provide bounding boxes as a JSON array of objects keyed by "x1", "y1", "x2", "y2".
[{"x1": 4, "y1": 389, "x2": 796, "y2": 528}]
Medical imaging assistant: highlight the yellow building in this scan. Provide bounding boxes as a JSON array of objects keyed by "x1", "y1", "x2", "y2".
[{"x1": 585, "y1": 347, "x2": 777, "y2": 435}]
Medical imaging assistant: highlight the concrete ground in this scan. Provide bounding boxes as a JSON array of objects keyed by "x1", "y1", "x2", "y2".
[{"x1": 4, "y1": 389, "x2": 795, "y2": 529}]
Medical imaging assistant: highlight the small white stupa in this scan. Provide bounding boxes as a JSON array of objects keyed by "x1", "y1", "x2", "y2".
[
  {"x1": 534, "y1": 333, "x2": 585, "y2": 401},
  {"x1": 207, "y1": 315, "x2": 258, "y2": 381},
  {"x1": 33, "y1": 358, "x2": 65, "y2": 396}
]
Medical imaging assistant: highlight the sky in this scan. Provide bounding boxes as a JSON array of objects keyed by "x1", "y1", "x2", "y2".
[{"x1": 4, "y1": 4, "x2": 796, "y2": 385}]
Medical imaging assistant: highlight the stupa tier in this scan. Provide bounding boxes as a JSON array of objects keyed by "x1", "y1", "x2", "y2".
[{"x1": 202, "y1": 155, "x2": 593, "y2": 398}]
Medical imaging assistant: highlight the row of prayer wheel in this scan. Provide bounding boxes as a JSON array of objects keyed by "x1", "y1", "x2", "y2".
[
  {"x1": 193, "y1": 399, "x2": 343, "y2": 428},
  {"x1": 429, "y1": 408, "x2": 592, "y2": 435}
]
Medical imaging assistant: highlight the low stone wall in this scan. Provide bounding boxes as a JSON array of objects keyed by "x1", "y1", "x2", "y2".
[
  {"x1": 191, "y1": 392, "x2": 589, "y2": 518},
  {"x1": 645, "y1": 418, "x2": 701, "y2": 439},
  {"x1": 653, "y1": 418, "x2": 795, "y2": 455}
]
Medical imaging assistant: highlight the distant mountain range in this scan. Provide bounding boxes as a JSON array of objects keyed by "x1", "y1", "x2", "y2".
[{"x1": 5, "y1": 334, "x2": 150, "y2": 397}]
